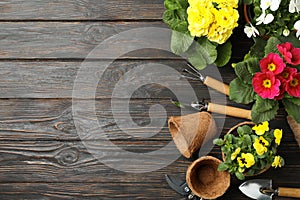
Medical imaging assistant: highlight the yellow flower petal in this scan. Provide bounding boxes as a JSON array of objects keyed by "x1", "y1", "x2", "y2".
[
  {"x1": 253, "y1": 137, "x2": 268, "y2": 156},
  {"x1": 272, "y1": 156, "x2": 282, "y2": 168},
  {"x1": 252, "y1": 121, "x2": 269, "y2": 135},
  {"x1": 274, "y1": 129, "x2": 283, "y2": 145},
  {"x1": 231, "y1": 147, "x2": 241, "y2": 160},
  {"x1": 237, "y1": 153, "x2": 255, "y2": 168}
]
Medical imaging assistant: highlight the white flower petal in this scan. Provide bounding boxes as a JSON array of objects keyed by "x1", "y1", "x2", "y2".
[
  {"x1": 244, "y1": 23, "x2": 260, "y2": 38},
  {"x1": 296, "y1": 30, "x2": 300, "y2": 39},
  {"x1": 283, "y1": 29, "x2": 290, "y2": 36},
  {"x1": 294, "y1": 20, "x2": 300, "y2": 29},
  {"x1": 256, "y1": 12, "x2": 266, "y2": 25},
  {"x1": 261, "y1": 0, "x2": 272, "y2": 10},
  {"x1": 289, "y1": 0, "x2": 300, "y2": 13},
  {"x1": 264, "y1": 13, "x2": 274, "y2": 24},
  {"x1": 270, "y1": 0, "x2": 281, "y2": 11}
]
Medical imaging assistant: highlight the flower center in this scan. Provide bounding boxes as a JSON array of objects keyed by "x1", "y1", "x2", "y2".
[
  {"x1": 240, "y1": 158, "x2": 247, "y2": 165},
  {"x1": 282, "y1": 71, "x2": 289, "y2": 79},
  {"x1": 259, "y1": 139, "x2": 267, "y2": 146},
  {"x1": 267, "y1": 63, "x2": 276, "y2": 71},
  {"x1": 290, "y1": 78, "x2": 299, "y2": 87},
  {"x1": 263, "y1": 79, "x2": 272, "y2": 88}
]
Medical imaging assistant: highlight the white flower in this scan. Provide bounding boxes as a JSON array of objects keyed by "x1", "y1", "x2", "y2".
[
  {"x1": 283, "y1": 28, "x2": 290, "y2": 36},
  {"x1": 244, "y1": 23, "x2": 260, "y2": 38},
  {"x1": 294, "y1": 20, "x2": 300, "y2": 39},
  {"x1": 289, "y1": 0, "x2": 300, "y2": 13},
  {"x1": 260, "y1": 0, "x2": 281, "y2": 11},
  {"x1": 256, "y1": 10, "x2": 274, "y2": 25}
]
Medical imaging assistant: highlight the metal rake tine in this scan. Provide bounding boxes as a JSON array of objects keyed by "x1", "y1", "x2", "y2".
[
  {"x1": 181, "y1": 69, "x2": 201, "y2": 80},
  {"x1": 186, "y1": 62, "x2": 205, "y2": 81}
]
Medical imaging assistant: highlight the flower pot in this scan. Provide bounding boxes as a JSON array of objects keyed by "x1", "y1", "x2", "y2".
[
  {"x1": 222, "y1": 121, "x2": 271, "y2": 177},
  {"x1": 168, "y1": 112, "x2": 217, "y2": 158},
  {"x1": 186, "y1": 156, "x2": 230, "y2": 199}
]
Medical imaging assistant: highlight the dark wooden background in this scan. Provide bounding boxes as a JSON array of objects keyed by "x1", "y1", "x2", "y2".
[{"x1": 0, "y1": 0, "x2": 299, "y2": 199}]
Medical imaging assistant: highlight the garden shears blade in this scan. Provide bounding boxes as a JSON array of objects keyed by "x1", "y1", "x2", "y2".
[{"x1": 165, "y1": 174, "x2": 200, "y2": 199}]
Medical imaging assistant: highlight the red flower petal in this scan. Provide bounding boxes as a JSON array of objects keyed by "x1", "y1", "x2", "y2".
[
  {"x1": 259, "y1": 53, "x2": 285, "y2": 75},
  {"x1": 252, "y1": 71, "x2": 281, "y2": 99},
  {"x1": 277, "y1": 42, "x2": 300, "y2": 66},
  {"x1": 286, "y1": 73, "x2": 300, "y2": 97}
]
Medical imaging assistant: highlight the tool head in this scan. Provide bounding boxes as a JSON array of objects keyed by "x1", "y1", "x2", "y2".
[{"x1": 239, "y1": 179, "x2": 274, "y2": 200}]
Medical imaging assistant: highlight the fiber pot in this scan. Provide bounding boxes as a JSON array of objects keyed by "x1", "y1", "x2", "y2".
[
  {"x1": 168, "y1": 112, "x2": 217, "y2": 158},
  {"x1": 186, "y1": 156, "x2": 230, "y2": 199}
]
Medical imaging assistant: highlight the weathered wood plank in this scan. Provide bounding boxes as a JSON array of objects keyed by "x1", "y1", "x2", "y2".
[
  {"x1": 0, "y1": 22, "x2": 251, "y2": 59},
  {"x1": 0, "y1": 0, "x2": 165, "y2": 20},
  {"x1": 0, "y1": 140, "x2": 298, "y2": 200},
  {"x1": 0, "y1": 139, "x2": 298, "y2": 181},
  {"x1": 0, "y1": 60, "x2": 235, "y2": 98},
  {"x1": 0, "y1": 99, "x2": 291, "y2": 141}
]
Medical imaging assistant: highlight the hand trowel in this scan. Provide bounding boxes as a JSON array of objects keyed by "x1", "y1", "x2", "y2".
[{"x1": 239, "y1": 179, "x2": 300, "y2": 199}]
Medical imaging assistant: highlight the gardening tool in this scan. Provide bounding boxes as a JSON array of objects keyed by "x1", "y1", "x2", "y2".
[
  {"x1": 171, "y1": 99, "x2": 252, "y2": 120},
  {"x1": 165, "y1": 174, "x2": 200, "y2": 200},
  {"x1": 239, "y1": 179, "x2": 300, "y2": 199},
  {"x1": 183, "y1": 62, "x2": 230, "y2": 96},
  {"x1": 179, "y1": 62, "x2": 252, "y2": 120}
]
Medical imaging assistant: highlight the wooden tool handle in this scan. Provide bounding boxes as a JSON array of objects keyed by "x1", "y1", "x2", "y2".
[
  {"x1": 203, "y1": 76, "x2": 230, "y2": 96},
  {"x1": 278, "y1": 187, "x2": 300, "y2": 198},
  {"x1": 207, "y1": 103, "x2": 252, "y2": 120}
]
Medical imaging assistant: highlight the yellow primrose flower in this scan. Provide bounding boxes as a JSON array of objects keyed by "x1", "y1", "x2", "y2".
[
  {"x1": 237, "y1": 153, "x2": 255, "y2": 168},
  {"x1": 252, "y1": 121, "x2": 269, "y2": 135},
  {"x1": 272, "y1": 156, "x2": 283, "y2": 168},
  {"x1": 186, "y1": 0, "x2": 239, "y2": 44},
  {"x1": 274, "y1": 129, "x2": 283, "y2": 145},
  {"x1": 253, "y1": 136, "x2": 269, "y2": 156},
  {"x1": 187, "y1": 4, "x2": 213, "y2": 37},
  {"x1": 231, "y1": 147, "x2": 241, "y2": 160}
]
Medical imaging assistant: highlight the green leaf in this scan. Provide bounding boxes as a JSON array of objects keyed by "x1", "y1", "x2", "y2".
[
  {"x1": 279, "y1": 34, "x2": 300, "y2": 48},
  {"x1": 214, "y1": 41, "x2": 232, "y2": 67},
  {"x1": 244, "y1": 134, "x2": 252, "y2": 146},
  {"x1": 249, "y1": 37, "x2": 267, "y2": 59},
  {"x1": 251, "y1": 100, "x2": 279, "y2": 123},
  {"x1": 283, "y1": 99, "x2": 300, "y2": 123},
  {"x1": 264, "y1": 37, "x2": 281, "y2": 56},
  {"x1": 237, "y1": 125, "x2": 252, "y2": 136},
  {"x1": 172, "y1": 21, "x2": 188, "y2": 32},
  {"x1": 218, "y1": 162, "x2": 229, "y2": 171},
  {"x1": 252, "y1": 96, "x2": 276, "y2": 112},
  {"x1": 229, "y1": 78, "x2": 255, "y2": 104},
  {"x1": 213, "y1": 138, "x2": 224, "y2": 146},
  {"x1": 187, "y1": 46, "x2": 206, "y2": 70},
  {"x1": 285, "y1": 97, "x2": 300, "y2": 106},
  {"x1": 235, "y1": 171, "x2": 245, "y2": 180},
  {"x1": 186, "y1": 37, "x2": 218, "y2": 70},
  {"x1": 164, "y1": 0, "x2": 181, "y2": 10},
  {"x1": 246, "y1": 57, "x2": 260, "y2": 74},
  {"x1": 196, "y1": 37, "x2": 218, "y2": 65},
  {"x1": 234, "y1": 62, "x2": 253, "y2": 84},
  {"x1": 170, "y1": 30, "x2": 194, "y2": 55}
]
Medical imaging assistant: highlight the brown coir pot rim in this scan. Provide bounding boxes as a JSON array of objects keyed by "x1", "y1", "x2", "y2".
[{"x1": 186, "y1": 156, "x2": 230, "y2": 199}]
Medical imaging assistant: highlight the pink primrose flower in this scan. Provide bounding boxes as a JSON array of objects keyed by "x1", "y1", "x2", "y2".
[
  {"x1": 252, "y1": 71, "x2": 281, "y2": 99},
  {"x1": 286, "y1": 73, "x2": 300, "y2": 97},
  {"x1": 277, "y1": 42, "x2": 300, "y2": 66},
  {"x1": 259, "y1": 53, "x2": 285, "y2": 75}
]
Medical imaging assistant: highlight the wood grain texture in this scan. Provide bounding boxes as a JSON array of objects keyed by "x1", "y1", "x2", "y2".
[
  {"x1": 0, "y1": 0, "x2": 165, "y2": 20},
  {"x1": 0, "y1": 22, "x2": 251, "y2": 59},
  {"x1": 0, "y1": 60, "x2": 237, "y2": 98},
  {"x1": 0, "y1": 99, "x2": 291, "y2": 141}
]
